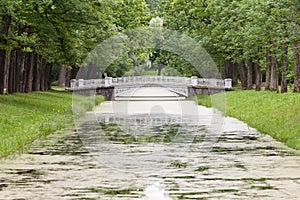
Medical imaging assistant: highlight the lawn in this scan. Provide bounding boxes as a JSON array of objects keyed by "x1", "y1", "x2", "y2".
[
  {"x1": 0, "y1": 91, "x2": 104, "y2": 158},
  {"x1": 197, "y1": 90, "x2": 300, "y2": 150}
]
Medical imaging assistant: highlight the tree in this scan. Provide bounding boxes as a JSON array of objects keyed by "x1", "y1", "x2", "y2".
[
  {"x1": 0, "y1": 0, "x2": 115, "y2": 93},
  {"x1": 291, "y1": 0, "x2": 300, "y2": 92}
]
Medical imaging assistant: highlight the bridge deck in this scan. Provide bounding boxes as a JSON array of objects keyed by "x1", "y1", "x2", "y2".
[{"x1": 115, "y1": 87, "x2": 185, "y2": 101}]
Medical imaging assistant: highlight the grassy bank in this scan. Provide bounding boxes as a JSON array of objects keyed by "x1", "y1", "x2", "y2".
[
  {"x1": 197, "y1": 91, "x2": 300, "y2": 150},
  {"x1": 0, "y1": 91, "x2": 104, "y2": 158}
]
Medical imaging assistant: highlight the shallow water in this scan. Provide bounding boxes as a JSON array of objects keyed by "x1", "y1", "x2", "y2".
[{"x1": 0, "y1": 110, "x2": 300, "y2": 199}]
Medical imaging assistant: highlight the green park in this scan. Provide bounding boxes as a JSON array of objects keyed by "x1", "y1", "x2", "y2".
[{"x1": 0, "y1": 0, "x2": 299, "y2": 199}]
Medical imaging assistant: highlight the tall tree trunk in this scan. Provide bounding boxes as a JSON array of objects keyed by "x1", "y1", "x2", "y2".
[
  {"x1": 247, "y1": 58, "x2": 253, "y2": 90},
  {"x1": 238, "y1": 62, "x2": 247, "y2": 89},
  {"x1": 46, "y1": 63, "x2": 52, "y2": 90},
  {"x1": 71, "y1": 67, "x2": 80, "y2": 80},
  {"x1": 265, "y1": 46, "x2": 272, "y2": 90},
  {"x1": 0, "y1": 14, "x2": 11, "y2": 94},
  {"x1": 4, "y1": 52, "x2": 10, "y2": 93},
  {"x1": 15, "y1": 49, "x2": 22, "y2": 93},
  {"x1": 292, "y1": 8, "x2": 300, "y2": 92},
  {"x1": 232, "y1": 62, "x2": 238, "y2": 86},
  {"x1": 255, "y1": 62, "x2": 262, "y2": 91},
  {"x1": 44, "y1": 61, "x2": 51, "y2": 91},
  {"x1": 65, "y1": 69, "x2": 72, "y2": 87},
  {"x1": 22, "y1": 53, "x2": 28, "y2": 93},
  {"x1": 0, "y1": 51, "x2": 7, "y2": 94},
  {"x1": 270, "y1": 55, "x2": 279, "y2": 91},
  {"x1": 293, "y1": 44, "x2": 300, "y2": 92},
  {"x1": 8, "y1": 50, "x2": 16, "y2": 94},
  {"x1": 40, "y1": 58, "x2": 45, "y2": 91},
  {"x1": 281, "y1": 39, "x2": 289, "y2": 93},
  {"x1": 157, "y1": 64, "x2": 163, "y2": 76},
  {"x1": 25, "y1": 53, "x2": 34, "y2": 93},
  {"x1": 33, "y1": 54, "x2": 42, "y2": 91},
  {"x1": 58, "y1": 66, "x2": 67, "y2": 87},
  {"x1": 14, "y1": 49, "x2": 19, "y2": 93}
]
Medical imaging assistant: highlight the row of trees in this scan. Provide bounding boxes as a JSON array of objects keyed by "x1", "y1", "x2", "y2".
[
  {"x1": 1, "y1": 0, "x2": 300, "y2": 93},
  {"x1": 154, "y1": 0, "x2": 300, "y2": 92},
  {"x1": 0, "y1": 0, "x2": 149, "y2": 94}
]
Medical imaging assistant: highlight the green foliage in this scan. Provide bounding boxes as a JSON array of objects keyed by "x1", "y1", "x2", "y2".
[
  {"x1": 51, "y1": 81, "x2": 58, "y2": 86},
  {"x1": 113, "y1": 0, "x2": 149, "y2": 31},
  {"x1": 0, "y1": 91, "x2": 104, "y2": 158},
  {"x1": 1, "y1": 0, "x2": 300, "y2": 87},
  {"x1": 146, "y1": 0, "x2": 166, "y2": 14},
  {"x1": 1, "y1": 0, "x2": 153, "y2": 80},
  {"x1": 197, "y1": 91, "x2": 300, "y2": 150},
  {"x1": 170, "y1": 160, "x2": 188, "y2": 168},
  {"x1": 161, "y1": 66, "x2": 181, "y2": 76},
  {"x1": 0, "y1": 0, "x2": 116, "y2": 67},
  {"x1": 155, "y1": 0, "x2": 299, "y2": 84},
  {"x1": 140, "y1": 70, "x2": 159, "y2": 75}
]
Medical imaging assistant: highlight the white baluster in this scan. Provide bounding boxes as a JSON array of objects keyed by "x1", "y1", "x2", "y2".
[
  {"x1": 191, "y1": 76, "x2": 198, "y2": 86},
  {"x1": 225, "y1": 79, "x2": 232, "y2": 89}
]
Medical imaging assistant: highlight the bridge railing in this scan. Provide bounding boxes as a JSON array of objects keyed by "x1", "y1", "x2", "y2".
[
  {"x1": 70, "y1": 76, "x2": 232, "y2": 90},
  {"x1": 111, "y1": 76, "x2": 191, "y2": 85},
  {"x1": 70, "y1": 79, "x2": 104, "y2": 90}
]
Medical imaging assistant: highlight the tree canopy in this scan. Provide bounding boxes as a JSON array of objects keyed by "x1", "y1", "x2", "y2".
[{"x1": 0, "y1": 0, "x2": 300, "y2": 93}]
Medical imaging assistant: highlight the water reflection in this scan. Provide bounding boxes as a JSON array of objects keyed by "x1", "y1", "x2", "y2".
[
  {"x1": 77, "y1": 114, "x2": 208, "y2": 175},
  {"x1": 1, "y1": 112, "x2": 299, "y2": 199}
]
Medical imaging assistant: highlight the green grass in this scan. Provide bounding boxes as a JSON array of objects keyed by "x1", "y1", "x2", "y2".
[
  {"x1": 197, "y1": 90, "x2": 300, "y2": 150},
  {"x1": 51, "y1": 86, "x2": 68, "y2": 91},
  {"x1": 196, "y1": 94, "x2": 213, "y2": 107},
  {"x1": 0, "y1": 91, "x2": 104, "y2": 158}
]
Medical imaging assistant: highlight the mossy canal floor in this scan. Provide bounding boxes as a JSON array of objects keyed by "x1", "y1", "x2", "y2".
[{"x1": 0, "y1": 116, "x2": 300, "y2": 199}]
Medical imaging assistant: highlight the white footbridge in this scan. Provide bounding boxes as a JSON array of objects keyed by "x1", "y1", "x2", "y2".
[{"x1": 71, "y1": 76, "x2": 232, "y2": 99}]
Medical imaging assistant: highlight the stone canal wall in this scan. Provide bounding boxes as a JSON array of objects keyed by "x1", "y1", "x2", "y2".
[{"x1": 96, "y1": 85, "x2": 228, "y2": 100}]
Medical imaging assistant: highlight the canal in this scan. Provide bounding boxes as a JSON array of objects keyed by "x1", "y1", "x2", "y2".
[{"x1": 0, "y1": 88, "x2": 299, "y2": 199}]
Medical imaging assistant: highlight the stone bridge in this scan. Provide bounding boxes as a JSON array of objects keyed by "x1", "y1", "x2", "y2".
[{"x1": 71, "y1": 76, "x2": 232, "y2": 100}]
